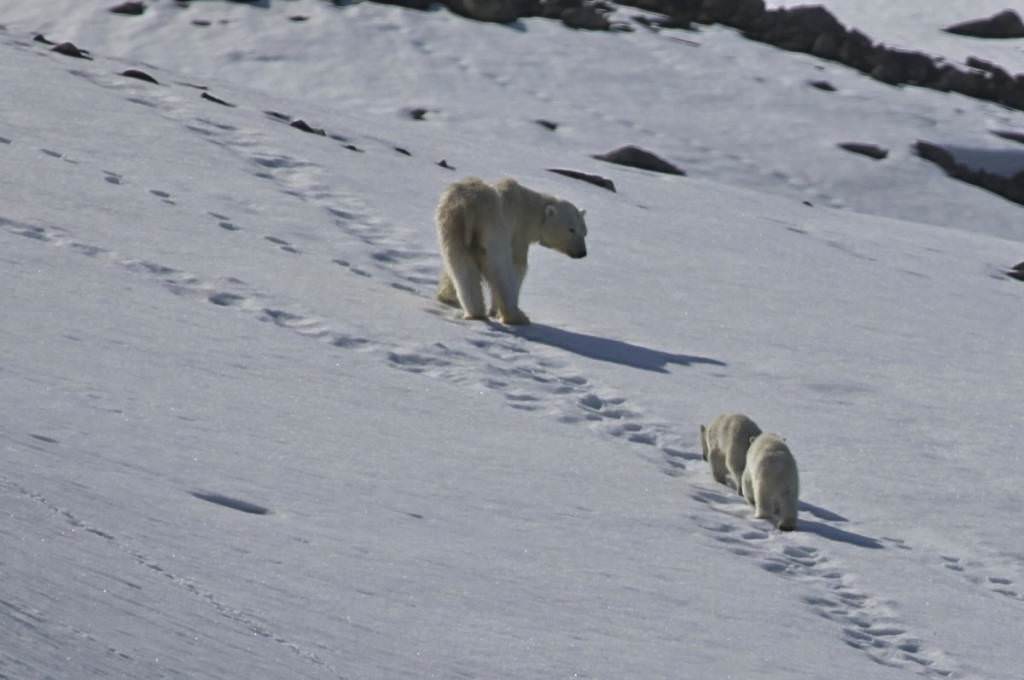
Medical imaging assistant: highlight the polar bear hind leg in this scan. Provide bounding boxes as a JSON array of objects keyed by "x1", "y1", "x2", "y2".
[
  {"x1": 444, "y1": 245, "x2": 487, "y2": 319},
  {"x1": 741, "y1": 469, "x2": 755, "y2": 507},
  {"x1": 436, "y1": 270, "x2": 460, "y2": 307},
  {"x1": 481, "y1": 231, "x2": 529, "y2": 325}
]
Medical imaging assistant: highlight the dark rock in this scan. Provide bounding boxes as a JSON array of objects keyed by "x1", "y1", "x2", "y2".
[
  {"x1": 201, "y1": 92, "x2": 236, "y2": 107},
  {"x1": 265, "y1": 110, "x2": 292, "y2": 121},
  {"x1": 405, "y1": 107, "x2": 434, "y2": 120},
  {"x1": 443, "y1": 0, "x2": 533, "y2": 23},
  {"x1": 394, "y1": 146, "x2": 412, "y2": 156},
  {"x1": 593, "y1": 145, "x2": 685, "y2": 175},
  {"x1": 701, "y1": 0, "x2": 741, "y2": 23},
  {"x1": 120, "y1": 69, "x2": 159, "y2": 84},
  {"x1": 328, "y1": 132, "x2": 351, "y2": 142},
  {"x1": 535, "y1": 119, "x2": 559, "y2": 131},
  {"x1": 933, "y1": 66, "x2": 991, "y2": 98},
  {"x1": 752, "y1": 6, "x2": 845, "y2": 53},
  {"x1": 915, "y1": 140, "x2": 1024, "y2": 207},
  {"x1": 290, "y1": 119, "x2": 326, "y2": 135},
  {"x1": 808, "y1": 79, "x2": 836, "y2": 91},
  {"x1": 810, "y1": 30, "x2": 842, "y2": 59},
  {"x1": 838, "y1": 142, "x2": 888, "y2": 160},
  {"x1": 1007, "y1": 261, "x2": 1024, "y2": 281},
  {"x1": 192, "y1": 19, "x2": 211, "y2": 26},
  {"x1": 33, "y1": 34, "x2": 55, "y2": 45},
  {"x1": 52, "y1": 42, "x2": 92, "y2": 60},
  {"x1": 289, "y1": 15, "x2": 310, "y2": 22},
  {"x1": 537, "y1": 0, "x2": 582, "y2": 19},
  {"x1": 871, "y1": 48, "x2": 935, "y2": 86},
  {"x1": 345, "y1": 144, "x2": 364, "y2": 153},
  {"x1": 729, "y1": 0, "x2": 765, "y2": 29},
  {"x1": 992, "y1": 129, "x2": 1024, "y2": 144},
  {"x1": 561, "y1": 5, "x2": 610, "y2": 30},
  {"x1": 944, "y1": 10, "x2": 1024, "y2": 39},
  {"x1": 110, "y1": 1, "x2": 145, "y2": 15},
  {"x1": 548, "y1": 168, "x2": 616, "y2": 191},
  {"x1": 837, "y1": 29, "x2": 875, "y2": 71},
  {"x1": 437, "y1": 159, "x2": 455, "y2": 169},
  {"x1": 373, "y1": 0, "x2": 434, "y2": 9}
]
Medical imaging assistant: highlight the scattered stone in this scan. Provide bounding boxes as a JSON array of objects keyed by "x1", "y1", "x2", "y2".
[
  {"x1": 264, "y1": 110, "x2": 291, "y2": 121},
  {"x1": 838, "y1": 142, "x2": 888, "y2": 160},
  {"x1": 345, "y1": 144, "x2": 364, "y2": 153},
  {"x1": 802, "y1": 200, "x2": 813, "y2": 206},
  {"x1": 33, "y1": 34, "x2": 55, "y2": 45},
  {"x1": 192, "y1": 19, "x2": 211, "y2": 27},
  {"x1": 944, "y1": 10, "x2": 1024, "y2": 39},
  {"x1": 871, "y1": 48, "x2": 935, "y2": 86},
  {"x1": 290, "y1": 119, "x2": 326, "y2": 135},
  {"x1": 437, "y1": 159, "x2": 455, "y2": 170},
  {"x1": 177, "y1": 81, "x2": 209, "y2": 90},
  {"x1": 593, "y1": 145, "x2": 685, "y2": 175},
  {"x1": 120, "y1": 69, "x2": 159, "y2": 84},
  {"x1": 535, "y1": 119, "x2": 559, "y2": 131},
  {"x1": 548, "y1": 168, "x2": 616, "y2": 191},
  {"x1": 289, "y1": 15, "x2": 309, "y2": 22},
  {"x1": 394, "y1": 146, "x2": 412, "y2": 156},
  {"x1": 405, "y1": 107, "x2": 434, "y2": 121},
  {"x1": 1007, "y1": 261, "x2": 1024, "y2": 281},
  {"x1": 52, "y1": 42, "x2": 92, "y2": 60},
  {"x1": 201, "y1": 92, "x2": 236, "y2": 107},
  {"x1": 808, "y1": 79, "x2": 836, "y2": 91},
  {"x1": 110, "y1": 1, "x2": 145, "y2": 15},
  {"x1": 328, "y1": 132, "x2": 350, "y2": 142}
]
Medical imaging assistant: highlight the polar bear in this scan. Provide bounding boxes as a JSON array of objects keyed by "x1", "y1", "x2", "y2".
[
  {"x1": 435, "y1": 177, "x2": 588, "y2": 325},
  {"x1": 700, "y1": 413, "x2": 762, "y2": 495},
  {"x1": 742, "y1": 433, "x2": 800, "y2": 531}
]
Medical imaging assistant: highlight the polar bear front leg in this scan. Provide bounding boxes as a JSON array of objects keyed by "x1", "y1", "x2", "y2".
[
  {"x1": 741, "y1": 469, "x2": 755, "y2": 506},
  {"x1": 483, "y1": 239, "x2": 530, "y2": 325}
]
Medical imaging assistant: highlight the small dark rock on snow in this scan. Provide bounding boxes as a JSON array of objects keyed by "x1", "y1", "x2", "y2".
[
  {"x1": 437, "y1": 159, "x2": 455, "y2": 170},
  {"x1": 944, "y1": 10, "x2": 1024, "y2": 39},
  {"x1": 33, "y1": 34, "x2": 55, "y2": 45},
  {"x1": 201, "y1": 92, "x2": 236, "y2": 107},
  {"x1": 290, "y1": 119, "x2": 326, "y2": 135},
  {"x1": 593, "y1": 145, "x2": 685, "y2": 176},
  {"x1": 120, "y1": 69, "x2": 159, "y2": 84},
  {"x1": 838, "y1": 142, "x2": 888, "y2": 160},
  {"x1": 548, "y1": 168, "x2": 616, "y2": 192},
  {"x1": 535, "y1": 119, "x2": 559, "y2": 131},
  {"x1": 110, "y1": 1, "x2": 146, "y2": 15},
  {"x1": 808, "y1": 79, "x2": 836, "y2": 91},
  {"x1": 52, "y1": 42, "x2": 92, "y2": 60},
  {"x1": 1007, "y1": 262, "x2": 1024, "y2": 281}
]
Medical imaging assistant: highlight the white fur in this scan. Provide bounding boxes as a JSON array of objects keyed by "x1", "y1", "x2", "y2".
[
  {"x1": 741, "y1": 433, "x2": 799, "y2": 531},
  {"x1": 435, "y1": 177, "x2": 588, "y2": 325},
  {"x1": 700, "y1": 413, "x2": 761, "y2": 495}
]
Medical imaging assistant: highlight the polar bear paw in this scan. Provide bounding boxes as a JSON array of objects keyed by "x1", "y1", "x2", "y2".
[{"x1": 500, "y1": 309, "x2": 531, "y2": 325}]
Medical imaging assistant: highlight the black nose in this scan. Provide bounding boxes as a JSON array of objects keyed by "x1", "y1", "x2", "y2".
[{"x1": 573, "y1": 249, "x2": 587, "y2": 259}]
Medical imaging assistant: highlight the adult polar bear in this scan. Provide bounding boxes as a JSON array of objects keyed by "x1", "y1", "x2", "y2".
[{"x1": 435, "y1": 177, "x2": 588, "y2": 325}]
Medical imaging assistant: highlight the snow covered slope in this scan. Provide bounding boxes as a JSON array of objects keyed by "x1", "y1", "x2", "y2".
[{"x1": 2, "y1": 2, "x2": 1023, "y2": 679}]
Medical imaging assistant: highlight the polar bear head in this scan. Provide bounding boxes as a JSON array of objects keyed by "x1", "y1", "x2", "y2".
[{"x1": 539, "y1": 201, "x2": 588, "y2": 259}]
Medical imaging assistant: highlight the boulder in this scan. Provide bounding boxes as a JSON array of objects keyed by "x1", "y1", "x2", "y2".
[
  {"x1": 110, "y1": 1, "x2": 146, "y2": 15},
  {"x1": 837, "y1": 142, "x2": 888, "y2": 160},
  {"x1": 593, "y1": 145, "x2": 685, "y2": 175},
  {"x1": 443, "y1": 0, "x2": 533, "y2": 23},
  {"x1": 944, "y1": 10, "x2": 1024, "y2": 39}
]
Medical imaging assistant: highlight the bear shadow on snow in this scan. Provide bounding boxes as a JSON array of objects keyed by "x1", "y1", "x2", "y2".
[
  {"x1": 797, "y1": 519, "x2": 883, "y2": 550},
  {"x1": 504, "y1": 323, "x2": 726, "y2": 373}
]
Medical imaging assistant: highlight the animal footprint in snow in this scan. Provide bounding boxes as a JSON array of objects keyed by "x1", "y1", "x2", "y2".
[{"x1": 265, "y1": 236, "x2": 299, "y2": 253}]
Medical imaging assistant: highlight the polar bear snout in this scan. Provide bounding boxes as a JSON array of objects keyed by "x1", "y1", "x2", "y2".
[{"x1": 570, "y1": 246, "x2": 587, "y2": 259}]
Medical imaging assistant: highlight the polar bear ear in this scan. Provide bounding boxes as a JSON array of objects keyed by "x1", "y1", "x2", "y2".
[
  {"x1": 580, "y1": 209, "x2": 586, "y2": 218},
  {"x1": 544, "y1": 204, "x2": 557, "y2": 222}
]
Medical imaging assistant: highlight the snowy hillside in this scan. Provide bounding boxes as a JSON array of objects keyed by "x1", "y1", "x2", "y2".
[{"x1": 2, "y1": 1, "x2": 1023, "y2": 679}]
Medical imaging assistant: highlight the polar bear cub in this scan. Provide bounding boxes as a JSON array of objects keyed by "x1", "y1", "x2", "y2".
[
  {"x1": 742, "y1": 433, "x2": 800, "y2": 531},
  {"x1": 700, "y1": 413, "x2": 762, "y2": 495},
  {"x1": 435, "y1": 177, "x2": 588, "y2": 325}
]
